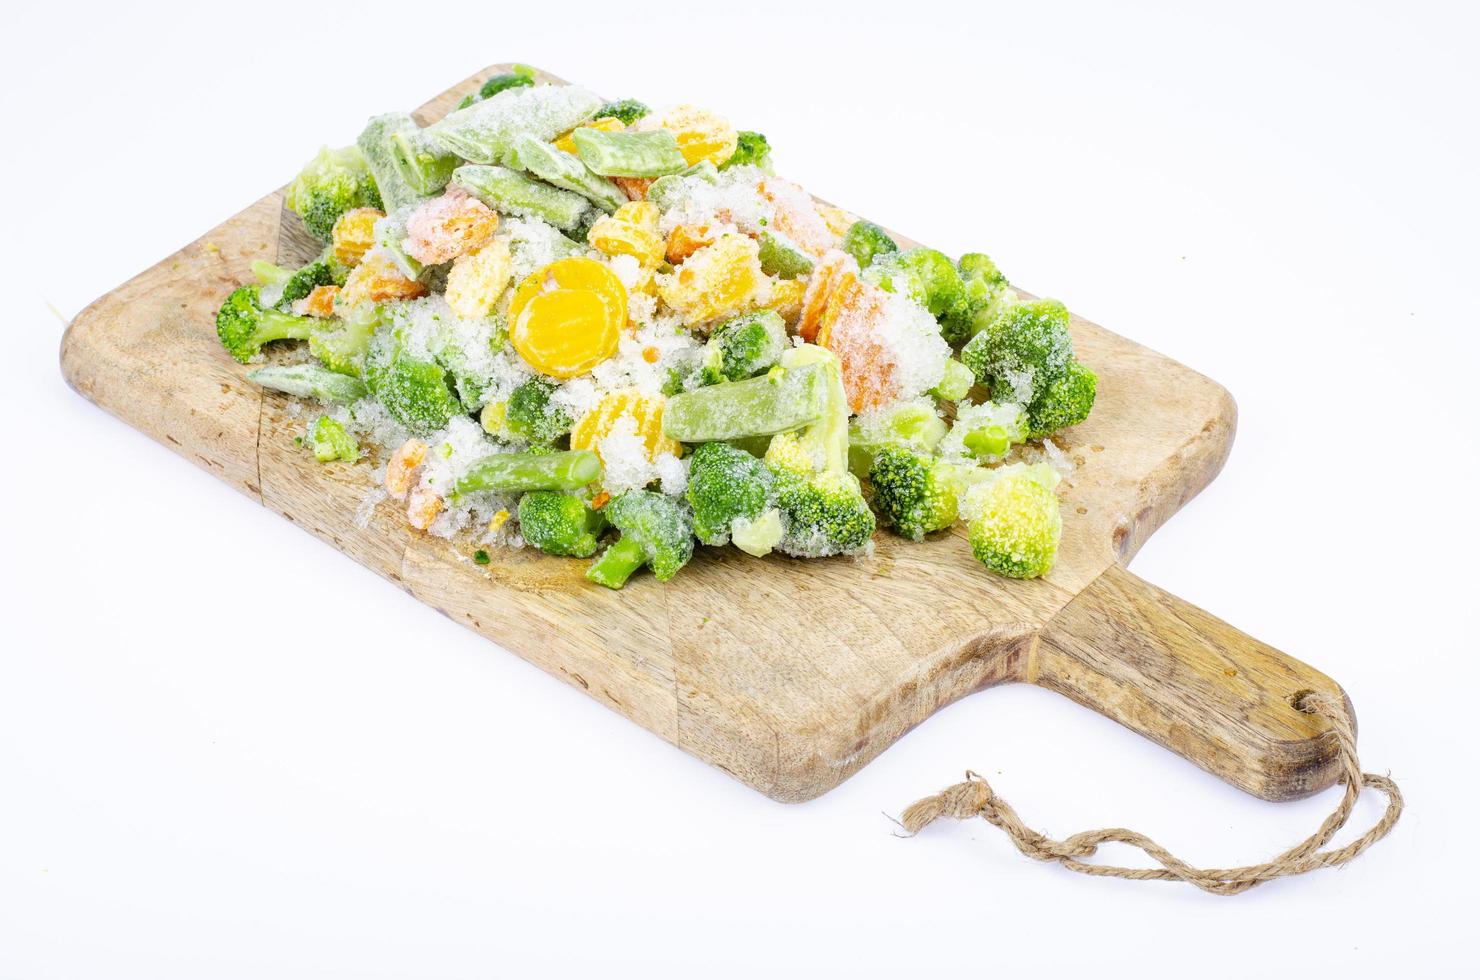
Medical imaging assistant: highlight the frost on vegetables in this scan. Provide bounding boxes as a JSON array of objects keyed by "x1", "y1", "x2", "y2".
[{"x1": 219, "y1": 69, "x2": 1098, "y2": 586}]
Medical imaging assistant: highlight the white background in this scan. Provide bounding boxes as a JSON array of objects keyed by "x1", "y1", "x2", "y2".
[{"x1": 4, "y1": 1, "x2": 1477, "y2": 975}]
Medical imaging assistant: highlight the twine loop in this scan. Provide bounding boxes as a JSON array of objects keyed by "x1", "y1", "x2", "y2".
[{"x1": 898, "y1": 692, "x2": 1402, "y2": 895}]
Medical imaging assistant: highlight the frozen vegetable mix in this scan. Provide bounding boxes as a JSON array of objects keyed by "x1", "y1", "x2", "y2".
[{"x1": 219, "y1": 66, "x2": 1097, "y2": 585}]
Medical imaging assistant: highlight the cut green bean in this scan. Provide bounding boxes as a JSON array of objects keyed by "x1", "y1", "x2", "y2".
[
  {"x1": 425, "y1": 85, "x2": 604, "y2": 165},
  {"x1": 663, "y1": 364, "x2": 826, "y2": 443},
  {"x1": 504, "y1": 134, "x2": 626, "y2": 213},
  {"x1": 389, "y1": 129, "x2": 459, "y2": 196},
  {"x1": 357, "y1": 113, "x2": 430, "y2": 214},
  {"x1": 450, "y1": 165, "x2": 592, "y2": 231},
  {"x1": 571, "y1": 128, "x2": 687, "y2": 178},
  {"x1": 454, "y1": 450, "x2": 603, "y2": 496},
  {"x1": 249, "y1": 364, "x2": 369, "y2": 405}
]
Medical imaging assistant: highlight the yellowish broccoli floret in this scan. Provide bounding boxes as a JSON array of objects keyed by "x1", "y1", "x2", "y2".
[{"x1": 965, "y1": 463, "x2": 1062, "y2": 579}]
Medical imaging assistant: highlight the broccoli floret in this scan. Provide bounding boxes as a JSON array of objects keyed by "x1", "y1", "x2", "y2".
[
  {"x1": 480, "y1": 67, "x2": 537, "y2": 101},
  {"x1": 518, "y1": 491, "x2": 607, "y2": 557},
  {"x1": 847, "y1": 398, "x2": 948, "y2": 478},
  {"x1": 947, "y1": 252, "x2": 1013, "y2": 344},
  {"x1": 215, "y1": 285, "x2": 319, "y2": 364},
  {"x1": 862, "y1": 247, "x2": 967, "y2": 325},
  {"x1": 685, "y1": 441, "x2": 782, "y2": 555},
  {"x1": 310, "y1": 416, "x2": 359, "y2": 463},
  {"x1": 960, "y1": 299, "x2": 1097, "y2": 438},
  {"x1": 251, "y1": 257, "x2": 334, "y2": 311},
  {"x1": 595, "y1": 99, "x2": 651, "y2": 125},
  {"x1": 699, "y1": 310, "x2": 787, "y2": 386},
  {"x1": 722, "y1": 131, "x2": 771, "y2": 170},
  {"x1": 308, "y1": 303, "x2": 380, "y2": 377},
  {"x1": 966, "y1": 463, "x2": 1062, "y2": 579},
  {"x1": 587, "y1": 490, "x2": 695, "y2": 589},
  {"x1": 363, "y1": 324, "x2": 460, "y2": 434},
  {"x1": 868, "y1": 446, "x2": 966, "y2": 542},
  {"x1": 839, "y1": 220, "x2": 898, "y2": 270},
  {"x1": 1026, "y1": 361, "x2": 1097, "y2": 437},
  {"x1": 285, "y1": 146, "x2": 382, "y2": 242},
  {"x1": 762, "y1": 345, "x2": 876, "y2": 557},
  {"x1": 505, "y1": 377, "x2": 573, "y2": 445}
]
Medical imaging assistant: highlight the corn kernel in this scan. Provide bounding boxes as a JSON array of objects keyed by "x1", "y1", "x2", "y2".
[
  {"x1": 446, "y1": 238, "x2": 513, "y2": 319},
  {"x1": 487, "y1": 509, "x2": 511, "y2": 533}
]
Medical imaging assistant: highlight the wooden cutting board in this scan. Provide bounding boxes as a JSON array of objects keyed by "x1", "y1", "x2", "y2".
[{"x1": 60, "y1": 64, "x2": 1352, "y2": 804}]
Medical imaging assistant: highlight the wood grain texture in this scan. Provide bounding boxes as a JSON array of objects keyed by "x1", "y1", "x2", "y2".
[{"x1": 59, "y1": 64, "x2": 1351, "y2": 803}]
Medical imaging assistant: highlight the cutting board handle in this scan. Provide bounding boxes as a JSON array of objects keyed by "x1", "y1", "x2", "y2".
[{"x1": 1032, "y1": 564, "x2": 1350, "y2": 801}]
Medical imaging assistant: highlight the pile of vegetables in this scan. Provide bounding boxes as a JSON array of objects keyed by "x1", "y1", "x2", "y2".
[{"x1": 217, "y1": 65, "x2": 1096, "y2": 588}]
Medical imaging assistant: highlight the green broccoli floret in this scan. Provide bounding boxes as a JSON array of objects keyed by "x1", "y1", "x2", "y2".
[
  {"x1": 847, "y1": 398, "x2": 948, "y2": 478},
  {"x1": 868, "y1": 446, "x2": 967, "y2": 542},
  {"x1": 966, "y1": 463, "x2": 1062, "y2": 579},
  {"x1": 215, "y1": 285, "x2": 319, "y2": 364},
  {"x1": 251, "y1": 257, "x2": 334, "y2": 311},
  {"x1": 586, "y1": 490, "x2": 695, "y2": 588},
  {"x1": 309, "y1": 302, "x2": 380, "y2": 377},
  {"x1": 763, "y1": 345, "x2": 875, "y2": 557},
  {"x1": 480, "y1": 67, "x2": 537, "y2": 100},
  {"x1": 595, "y1": 99, "x2": 651, "y2": 125},
  {"x1": 518, "y1": 491, "x2": 607, "y2": 557},
  {"x1": 310, "y1": 416, "x2": 359, "y2": 463},
  {"x1": 839, "y1": 220, "x2": 898, "y2": 270},
  {"x1": 960, "y1": 299, "x2": 1097, "y2": 438},
  {"x1": 947, "y1": 252, "x2": 1013, "y2": 344},
  {"x1": 722, "y1": 131, "x2": 771, "y2": 170},
  {"x1": 285, "y1": 146, "x2": 382, "y2": 242},
  {"x1": 685, "y1": 441, "x2": 783, "y2": 555},
  {"x1": 505, "y1": 377, "x2": 574, "y2": 445},
  {"x1": 363, "y1": 325, "x2": 460, "y2": 434},
  {"x1": 862, "y1": 247, "x2": 967, "y2": 325},
  {"x1": 699, "y1": 310, "x2": 787, "y2": 385},
  {"x1": 1026, "y1": 361, "x2": 1097, "y2": 437}
]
